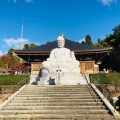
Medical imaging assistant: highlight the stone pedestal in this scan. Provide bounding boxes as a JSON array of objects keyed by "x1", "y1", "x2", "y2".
[
  {"x1": 30, "y1": 75, "x2": 40, "y2": 85},
  {"x1": 36, "y1": 72, "x2": 87, "y2": 85}
]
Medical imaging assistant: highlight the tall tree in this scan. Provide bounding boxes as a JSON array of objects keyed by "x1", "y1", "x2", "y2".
[
  {"x1": 94, "y1": 38, "x2": 109, "y2": 47},
  {"x1": 0, "y1": 56, "x2": 14, "y2": 68},
  {"x1": 104, "y1": 25, "x2": 120, "y2": 48},
  {"x1": 23, "y1": 44, "x2": 37, "y2": 49},
  {"x1": 46, "y1": 41, "x2": 51, "y2": 44},
  {"x1": 6, "y1": 48, "x2": 21, "y2": 64},
  {"x1": 85, "y1": 35, "x2": 93, "y2": 46},
  {"x1": 6, "y1": 48, "x2": 14, "y2": 58},
  {"x1": 24, "y1": 44, "x2": 29, "y2": 49},
  {"x1": 99, "y1": 24, "x2": 120, "y2": 72},
  {"x1": 29, "y1": 44, "x2": 37, "y2": 48}
]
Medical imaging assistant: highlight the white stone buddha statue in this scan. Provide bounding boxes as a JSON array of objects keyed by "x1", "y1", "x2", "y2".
[
  {"x1": 41, "y1": 35, "x2": 80, "y2": 74},
  {"x1": 36, "y1": 35, "x2": 87, "y2": 85}
]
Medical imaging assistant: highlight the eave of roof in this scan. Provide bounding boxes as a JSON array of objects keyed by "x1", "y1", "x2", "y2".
[{"x1": 14, "y1": 47, "x2": 112, "y2": 54}]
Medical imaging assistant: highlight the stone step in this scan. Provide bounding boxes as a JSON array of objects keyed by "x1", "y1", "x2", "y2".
[
  {"x1": 22, "y1": 88, "x2": 93, "y2": 91},
  {"x1": 18, "y1": 92, "x2": 97, "y2": 96},
  {"x1": 17, "y1": 93, "x2": 97, "y2": 97},
  {"x1": 23, "y1": 87, "x2": 93, "y2": 90},
  {"x1": 18, "y1": 91, "x2": 96, "y2": 94},
  {"x1": 24, "y1": 87, "x2": 92, "y2": 89},
  {"x1": 3, "y1": 105, "x2": 106, "y2": 110},
  {"x1": 12, "y1": 97, "x2": 100, "y2": 101},
  {"x1": 14, "y1": 95, "x2": 99, "y2": 99},
  {"x1": 8, "y1": 102, "x2": 103, "y2": 106},
  {"x1": 0, "y1": 109, "x2": 109, "y2": 115},
  {"x1": 23, "y1": 88, "x2": 93, "y2": 91},
  {"x1": 0, "y1": 85, "x2": 116, "y2": 120},
  {"x1": 18, "y1": 93, "x2": 96, "y2": 96},
  {"x1": 24, "y1": 87, "x2": 92, "y2": 90},
  {"x1": 24, "y1": 85, "x2": 91, "y2": 87},
  {"x1": 23, "y1": 89, "x2": 94, "y2": 93},
  {"x1": 13, "y1": 96, "x2": 99, "y2": 100},
  {"x1": 10, "y1": 101, "x2": 103, "y2": 106},
  {"x1": 25, "y1": 85, "x2": 90, "y2": 87},
  {"x1": 11, "y1": 98, "x2": 101, "y2": 103},
  {"x1": 0, "y1": 114, "x2": 115, "y2": 120},
  {"x1": 20, "y1": 89, "x2": 94, "y2": 92}
]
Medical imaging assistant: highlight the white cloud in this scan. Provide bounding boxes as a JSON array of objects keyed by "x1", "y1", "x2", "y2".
[
  {"x1": 99, "y1": 35, "x2": 106, "y2": 39},
  {"x1": 8, "y1": 0, "x2": 16, "y2": 3},
  {"x1": 78, "y1": 38, "x2": 85, "y2": 43},
  {"x1": 13, "y1": 0, "x2": 17, "y2": 3},
  {"x1": 25, "y1": 0, "x2": 33, "y2": 3},
  {"x1": 4, "y1": 38, "x2": 29, "y2": 49},
  {"x1": 98, "y1": 0, "x2": 118, "y2": 6},
  {"x1": 0, "y1": 50, "x2": 3, "y2": 56},
  {"x1": 34, "y1": 42, "x2": 41, "y2": 46},
  {"x1": 8, "y1": 0, "x2": 33, "y2": 3}
]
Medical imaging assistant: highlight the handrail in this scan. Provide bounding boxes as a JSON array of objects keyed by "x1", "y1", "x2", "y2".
[
  {"x1": 84, "y1": 71, "x2": 90, "y2": 83},
  {"x1": 89, "y1": 75, "x2": 116, "y2": 112}
]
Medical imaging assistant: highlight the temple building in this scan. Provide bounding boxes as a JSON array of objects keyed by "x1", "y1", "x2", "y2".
[{"x1": 14, "y1": 37, "x2": 112, "y2": 75}]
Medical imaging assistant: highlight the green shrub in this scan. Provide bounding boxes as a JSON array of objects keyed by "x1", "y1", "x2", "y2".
[
  {"x1": 0, "y1": 75, "x2": 30, "y2": 85},
  {"x1": 90, "y1": 73, "x2": 120, "y2": 84}
]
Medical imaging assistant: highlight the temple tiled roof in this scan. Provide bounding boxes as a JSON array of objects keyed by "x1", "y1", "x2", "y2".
[
  {"x1": 14, "y1": 39, "x2": 112, "y2": 62},
  {"x1": 15, "y1": 39, "x2": 112, "y2": 53}
]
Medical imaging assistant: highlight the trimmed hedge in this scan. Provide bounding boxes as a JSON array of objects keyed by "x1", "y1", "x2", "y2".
[
  {"x1": 90, "y1": 73, "x2": 120, "y2": 84},
  {"x1": 0, "y1": 75, "x2": 30, "y2": 85}
]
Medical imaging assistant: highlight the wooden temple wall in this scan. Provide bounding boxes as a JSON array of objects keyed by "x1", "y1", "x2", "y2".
[
  {"x1": 31, "y1": 61, "x2": 99, "y2": 76},
  {"x1": 80, "y1": 61, "x2": 99, "y2": 74},
  {"x1": 31, "y1": 62, "x2": 42, "y2": 76}
]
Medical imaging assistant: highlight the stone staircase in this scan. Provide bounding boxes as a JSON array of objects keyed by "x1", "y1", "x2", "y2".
[{"x1": 0, "y1": 85, "x2": 117, "y2": 120}]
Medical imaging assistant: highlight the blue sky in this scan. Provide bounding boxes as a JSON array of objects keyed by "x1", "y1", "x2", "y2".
[{"x1": 0, "y1": 0, "x2": 120, "y2": 55}]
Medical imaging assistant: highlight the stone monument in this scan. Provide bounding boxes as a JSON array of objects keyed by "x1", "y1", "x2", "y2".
[{"x1": 36, "y1": 35, "x2": 87, "y2": 85}]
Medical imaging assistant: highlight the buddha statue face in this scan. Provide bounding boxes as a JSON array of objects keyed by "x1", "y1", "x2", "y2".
[
  {"x1": 57, "y1": 36, "x2": 65, "y2": 48},
  {"x1": 58, "y1": 40, "x2": 65, "y2": 48}
]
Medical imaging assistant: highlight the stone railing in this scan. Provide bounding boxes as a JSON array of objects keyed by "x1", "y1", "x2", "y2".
[{"x1": 89, "y1": 76, "x2": 116, "y2": 112}]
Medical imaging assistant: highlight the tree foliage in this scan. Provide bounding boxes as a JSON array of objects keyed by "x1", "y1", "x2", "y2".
[
  {"x1": 6, "y1": 48, "x2": 14, "y2": 58},
  {"x1": 97, "y1": 24, "x2": 120, "y2": 72},
  {"x1": 46, "y1": 41, "x2": 51, "y2": 44},
  {"x1": 104, "y1": 25, "x2": 120, "y2": 49},
  {"x1": 94, "y1": 38, "x2": 109, "y2": 47},
  {"x1": 11, "y1": 63, "x2": 29, "y2": 74},
  {"x1": 23, "y1": 44, "x2": 37, "y2": 49},
  {"x1": 0, "y1": 56, "x2": 14, "y2": 68},
  {"x1": 0, "y1": 55, "x2": 28, "y2": 74},
  {"x1": 85, "y1": 35, "x2": 93, "y2": 46}
]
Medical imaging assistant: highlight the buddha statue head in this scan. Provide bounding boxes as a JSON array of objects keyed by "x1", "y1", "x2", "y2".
[{"x1": 57, "y1": 35, "x2": 65, "y2": 48}]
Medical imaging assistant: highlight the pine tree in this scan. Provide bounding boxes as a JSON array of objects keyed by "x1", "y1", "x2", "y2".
[{"x1": 85, "y1": 35, "x2": 93, "y2": 46}]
